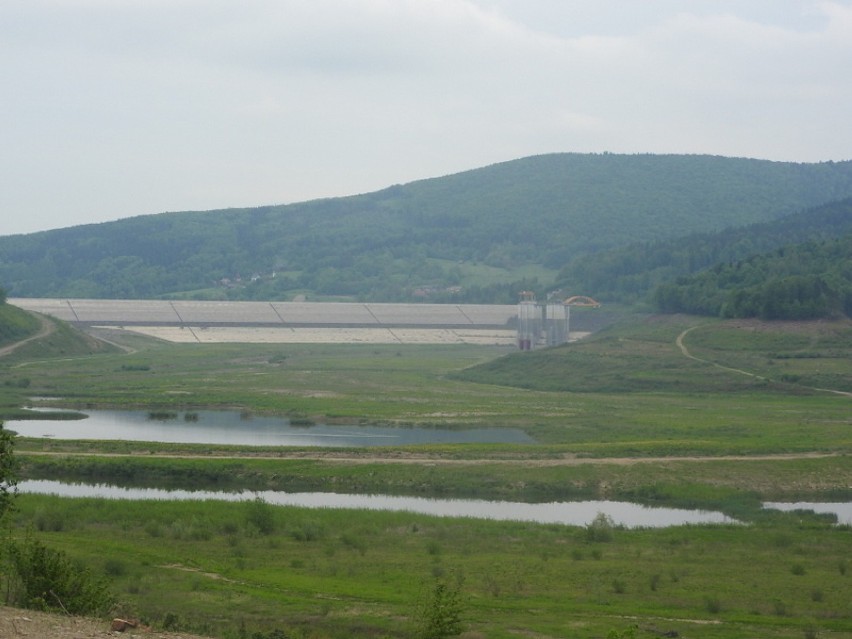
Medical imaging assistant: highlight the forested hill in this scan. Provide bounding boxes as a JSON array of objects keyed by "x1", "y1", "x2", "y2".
[
  {"x1": 556, "y1": 197, "x2": 852, "y2": 304},
  {"x1": 653, "y1": 231, "x2": 852, "y2": 320},
  {"x1": 3, "y1": 153, "x2": 852, "y2": 301}
]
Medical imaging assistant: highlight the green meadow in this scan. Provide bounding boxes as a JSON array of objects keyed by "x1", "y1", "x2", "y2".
[{"x1": 1, "y1": 312, "x2": 851, "y2": 637}]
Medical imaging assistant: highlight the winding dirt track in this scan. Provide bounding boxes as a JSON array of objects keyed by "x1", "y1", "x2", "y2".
[
  {"x1": 0, "y1": 313, "x2": 55, "y2": 358},
  {"x1": 676, "y1": 324, "x2": 852, "y2": 397}
]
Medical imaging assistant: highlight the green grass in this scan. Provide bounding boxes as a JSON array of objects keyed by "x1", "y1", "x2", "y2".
[
  {"x1": 8, "y1": 494, "x2": 851, "y2": 639},
  {"x1": 0, "y1": 304, "x2": 40, "y2": 346},
  {"x1": 3, "y1": 312, "x2": 852, "y2": 637},
  {"x1": 5, "y1": 319, "x2": 850, "y2": 455}
]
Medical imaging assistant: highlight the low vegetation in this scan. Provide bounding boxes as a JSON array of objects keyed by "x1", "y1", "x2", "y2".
[
  {"x1": 0, "y1": 308, "x2": 850, "y2": 637},
  {"x1": 0, "y1": 298, "x2": 39, "y2": 347},
  {"x1": 4, "y1": 491, "x2": 849, "y2": 639}
]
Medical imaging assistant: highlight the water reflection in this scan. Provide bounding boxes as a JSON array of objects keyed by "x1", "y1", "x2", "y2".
[
  {"x1": 19, "y1": 480, "x2": 737, "y2": 528},
  {"x1": 7, "y1": 408, "x2": 534, "y2": 447},
  {"x1": 763, "y1": 501, "x2": 852, "y2": 524}
]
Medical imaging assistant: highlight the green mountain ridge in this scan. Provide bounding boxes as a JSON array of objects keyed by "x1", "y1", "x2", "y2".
[
  {"x1": 556, "y1": 197, "x2": 852, "y2": 304},
  {"x1": 3, "y1": 153, "x2": 852, "y2": 301}
]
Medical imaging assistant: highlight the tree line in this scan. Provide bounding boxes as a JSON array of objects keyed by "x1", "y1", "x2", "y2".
[
  {"x1": 653, "y1": 234, "x2": 852, "y2": 320},
  {"x1": 555, "y1": 197, "x2": 852, "y2": 305}
]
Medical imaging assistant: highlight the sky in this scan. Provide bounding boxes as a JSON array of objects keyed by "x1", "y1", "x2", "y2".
[{"x1": 2, "y1": 1, "x2": 851, "y2": 236}]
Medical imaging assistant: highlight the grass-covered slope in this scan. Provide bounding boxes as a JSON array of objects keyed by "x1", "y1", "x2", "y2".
[
  {"x1": 455, "y1": 314, "x2": 852, "y2": 395},
  {"x1": 3, "y1": 154, "x2": 852, "y2": 301},
  {"x1": 0, "y1": 301, "x2": 39, "y2": 347}
]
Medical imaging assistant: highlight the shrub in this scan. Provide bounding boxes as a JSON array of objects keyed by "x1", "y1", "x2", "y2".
[
  {"x1": 4, "y1": 535, "x2": 114, "y2": 615},
  {"x1": 585, "y1": 513, "x2": 615, "y2": 542},
  {"x1": 0, "y1": 425, "x2": 18, "y2": 522},
  {"x1": 773, "y1": 599, "x2": 789, "y2": 616},
  {"x1": 649, "y1": 573, "x2": 661, "y2": 591},
  {"x1": 705, "y1": 597, "x2": 722, "y2": 614},
  {"x1": 246, "y1": 496, "x2": 276, "y2": 535},
  {"x1": 607, "y1": 625, "x2": 637, "y2": 639},
  {"x1": 103, "y1": 558, "x2": 127, "y2": 577},
  {"x1": 416, "y1": 575, "x2": 465, "y2": 639}
]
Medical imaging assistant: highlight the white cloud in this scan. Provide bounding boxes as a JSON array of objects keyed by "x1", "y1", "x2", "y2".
[{"x1": 1, "y1": 0, "x2": 851, "y2": 234}]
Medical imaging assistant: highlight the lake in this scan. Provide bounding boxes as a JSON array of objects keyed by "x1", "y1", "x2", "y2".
[
  {"x1": 763, "y1": 501, "x2": 852, "y2": 525},
  {"x1": 6, "y1": 408, "x2": 535, "y2": 447},
  {"x1": 18, "y1": 479, "x2": 738, "y2": 528}
]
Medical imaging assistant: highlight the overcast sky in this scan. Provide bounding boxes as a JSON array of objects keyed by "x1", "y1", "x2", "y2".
[{"x1": 2, "y1": 0, "x2": 851, "y2": 235}]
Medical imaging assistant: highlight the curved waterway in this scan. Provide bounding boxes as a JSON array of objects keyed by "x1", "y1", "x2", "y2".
[
  {"x1": 7, "y1": 408, "x2": 534, "y2": 447},
  {"x1": 19, "y1": 480, "x2": 738, "y2": 528}
]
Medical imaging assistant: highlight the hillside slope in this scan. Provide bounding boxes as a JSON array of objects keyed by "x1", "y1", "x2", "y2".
[
  {"x1": 454, "y1": 315, "x2": 852, "y2": 395},
  {"x1": 556, "y1": 197, "x2": 852, "y2": 303},
  {"x1": 3, "y1": 153, "x2": 852, "y2": 301},
  {"x1": 0, "y1": 299, "x2": 40, "y2": 347},
  {"x1": 654, "y1": 231, "x2": 852, "y2": 319}
]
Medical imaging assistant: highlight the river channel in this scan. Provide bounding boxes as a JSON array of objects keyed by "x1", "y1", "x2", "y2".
[
  {"x1": 19, "y1": 480, "x2": 739, "y2": 528},
  {"x1": 7, "y1": 408, "x2": 534, "y2": 447}
]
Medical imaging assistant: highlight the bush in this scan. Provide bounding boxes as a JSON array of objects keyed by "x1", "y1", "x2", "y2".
[
  {"x1": 4, "y1": 535, "x2": 114, "y2": 615},
  {"x1": 0, "y1": 425, "x2": 18, "y2": 522},
  {"x1": 705, "y1": 596, "x2": 722, "y2": 614},
  {"x1": 585, "y1": 512, "x2": 615, "y2": 542},
  {"x1": 416, "y1": 575, "x2": 465, "y2": 639},
  {"x1": 246, "y1": 497, "x2": 276, "y2": 535}
]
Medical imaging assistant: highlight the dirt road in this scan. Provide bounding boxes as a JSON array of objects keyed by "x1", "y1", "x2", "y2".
[
  {"x1": 17, "y1": 448, "x2": 841, "y2": 466},
  {"x1": 675, "y1": 324, "x2": 852, "y2": 397},
  {"x1": 0, "y1": 314, "x2": 56, "y2": 358}
]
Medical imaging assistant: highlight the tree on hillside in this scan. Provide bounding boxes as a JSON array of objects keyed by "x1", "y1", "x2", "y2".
[
  {"x1": 0, "y1": 286, "x2": 7, "y2": 305},
  {"x1": 0, "y1": 424, "x2": 17, "y2": 522}
]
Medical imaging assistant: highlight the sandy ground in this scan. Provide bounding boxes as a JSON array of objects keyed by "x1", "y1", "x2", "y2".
[
  {"x1": 0, "y1": 606, "x2": 212, "y2": 639},
  {"x1": 92, "y1": 325, "x2": 591, "y2": 345},
  {"x1": 99, "y1": 325, "x2": 520, "y2": 345}
]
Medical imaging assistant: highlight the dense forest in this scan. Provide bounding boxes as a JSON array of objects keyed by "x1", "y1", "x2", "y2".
[
  {"x1": 653, "y1": 233, "x2": 852, "y2": 320},
  {"x1": 3, "y1": 154, "x2": 852, "y2": 302},
  {"x1": 555, "y1": 197, "x2": 852, "y2": 304}
]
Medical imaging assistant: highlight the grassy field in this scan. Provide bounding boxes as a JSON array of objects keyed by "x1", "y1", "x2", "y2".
[
  {"x1": 1, "y1": 311, "x2": 851, "y2": 637},
  {"x1": 12, "y1": 493, "x2": 852, "y2": 639}
]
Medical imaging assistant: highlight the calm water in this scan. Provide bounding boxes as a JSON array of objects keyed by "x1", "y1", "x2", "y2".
[
  {"x1": 763, "y1": 501, "x2": 852, "y2": 524},
  {"x1": 19, "y1": 480, "x2": 737, "y2": 528},
  {"x1": 6, "y1": 408, "x2": 534, "y2": 447}
]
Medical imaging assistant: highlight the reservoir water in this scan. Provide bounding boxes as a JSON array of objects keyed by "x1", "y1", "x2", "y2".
[
  {"x1": 762, "y1": 501, "x2": 852, "y2": 525},
  {"x1": 19, "y1": 479, "x2": 737, "y2": 528},
  {"x1": 6, "y1": 408, "x2": 534, "y2": 447}
]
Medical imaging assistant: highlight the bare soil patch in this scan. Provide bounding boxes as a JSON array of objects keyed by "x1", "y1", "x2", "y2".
[{"x1": 0, "y1": 605, "x2": 212, "y2": 638}]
